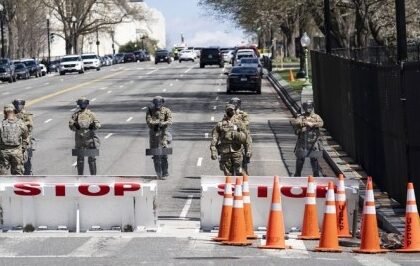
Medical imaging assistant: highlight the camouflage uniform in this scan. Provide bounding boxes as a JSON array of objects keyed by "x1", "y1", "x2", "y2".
[
  {"x1": 15, "y1": 106, "x2": 33, "y2": 175},
  {"x1": 0, "y1": 105, "x2": 28, "y2": 175},
  {"x1": 69, "y1": 108, "x2": 101, "y2": 175},
  {"x1": 210, "y1": 104, "x2": 249, "y2": 176},
  {"x1": 235, "y1": 109, "x2": 252, "y2": 173},
  {"x1": 146, "y1": 104, "x2": 173, "y2": 178},
  {"x1": 290, "y1": 101, "x2": 324, "y2": 177}
]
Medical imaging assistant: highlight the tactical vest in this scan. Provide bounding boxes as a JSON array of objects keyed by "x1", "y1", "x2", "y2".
[
  {"x1": 77, "y1": 111, "x2": 92, "y2": 129},
  {"x1": 1, "y1": 120, "x2": 22, "y2": 146}
]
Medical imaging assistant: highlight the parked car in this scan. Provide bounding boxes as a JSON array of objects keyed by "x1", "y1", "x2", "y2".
[
  {"x1": 21, "y1": 59, "x2": 42, "y2": 78},
  {"x1": 200, "y1": 48, "x2": 224, "y2": 68},
  {"x1": 47, "y1": 59, "x2": 60, "y2": 72},
  {"x1": 14, "y1": 63, "x2": 30, "y2": 80},
  {"x1": 59, "y1": 55, "x2": 84, "y2": 75},
  {"x1": 179, "y1": 50, "x2": 196, "y2": 62},
  {"x1": 144, "y1": 51, "x2": 151, "y2": 61},
  {"x1": 81, "y1": 53, "x2": 101, "y2": 71},
  {"x1": 39, "y1": 64, "x2": 47, "y2": 76},
  {"x1": 155, "y1": 50, "x2": 171, "y2": 64},
  {"x1": 238, "y1": 57, "x2": 263, "y2": 76},
  {"x1": 0, "y1": 58, "x2": 16, "y2": 82},
  {"x1": 222, "y1": 50, "x2": 234, "y2": 63},
  {"x1": 134, "y1": 50, "x2": 146, "y2": 62},
  {"x1": 226, "y1": 66, "x2": 262, "y2": 94},
  {"x1": 123, "y1": 53, "x2": 136, "y2": 63},
  {"x1": 114, "y1": 53, "x2": 125, "y2": 64}
]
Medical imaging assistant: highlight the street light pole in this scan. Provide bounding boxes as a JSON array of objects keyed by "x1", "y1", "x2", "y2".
[
  {"x1": 300, "y1": 32, "x2": 311, "y2": 85},
  {"x1": 71, "y1": 16, "x2": 77, "y2": 54},
  {"x1": 46, "y1": 15, "x2": 51, "y2": 70},
  {"x1": 0, "y1": 4, "x2": 5, "y2": 58},
  {"x1": 96, "y1": 27, "x2": 100, "y2": 56}
]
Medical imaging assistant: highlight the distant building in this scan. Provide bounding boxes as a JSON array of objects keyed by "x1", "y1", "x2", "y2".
[{"x1": 49, "y1": 0, "x2": 166, "y2": 57}]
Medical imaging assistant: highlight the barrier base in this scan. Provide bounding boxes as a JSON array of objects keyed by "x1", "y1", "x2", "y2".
[
  {"x1": 298, "y1": 235, "x2": 320, "y2": 240},
  {"x1": 353, "y1": 248, "x2": 388, "y2": 254},
  {"x1": 212, "y1": 237, "x2": 228, "y2": 242},
  {"x1": 222, "y1": 241, "x2": 252, "y2": 246},
  {"x1": 259, "y1": 245, "x2": 289, "y2": 250},
  {"x1": 314, "y1": 247, "x2": 342, "y2": 253},
  {"x1": 395, "y1": 248, "x2": 420, "y2": 253}
]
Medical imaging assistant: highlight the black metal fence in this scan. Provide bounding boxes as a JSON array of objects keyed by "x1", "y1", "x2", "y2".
[{"x1": 311, "y1": 50, "x2": 420, "y2": 204}]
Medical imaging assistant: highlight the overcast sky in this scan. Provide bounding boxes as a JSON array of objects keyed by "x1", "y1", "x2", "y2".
[{"x1": 145, "y1": 0, "x2": 248, "y2": 47}]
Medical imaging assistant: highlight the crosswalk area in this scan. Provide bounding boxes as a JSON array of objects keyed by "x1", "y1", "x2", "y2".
[{"x1": 0, "y1": 221, "x2": 416, "y2": 265}]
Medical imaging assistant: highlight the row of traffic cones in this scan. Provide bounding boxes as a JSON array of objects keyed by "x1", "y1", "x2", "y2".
[{"x1": 214, "y1": 175, "x2": 420, "y2": 253}]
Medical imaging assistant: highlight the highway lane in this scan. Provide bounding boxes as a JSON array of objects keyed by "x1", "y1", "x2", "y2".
[{"x1": 0, "y1": 62, "x2": 416, "y2": 265}]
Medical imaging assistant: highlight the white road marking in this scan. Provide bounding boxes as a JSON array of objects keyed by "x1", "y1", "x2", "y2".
[
  {"x1": 99, "y1": 87, "x2": 107, "y2": 90},
  {"x1": 44, "y1": 119, "x2": 52, "y2": 124},
  {"x1": 44, "y1": 82, "x2": 50, "y2": 85},
  {"x1": 169, "y1": 83, "x2": 173, "y2": 87},
  {"x1": 179, "y1": 195, "x2": 193, "y2": 218},
  {"x1": 204, "y1": 133, "x2": 209, "y2": 139},
  {"x1": 119, "y1": 85, "x2": 124, "y2": 88},
  {"x1": 180, "y1": 74, "x2": 184, "y2": 77},
  {"x1": 184, "y1": 67, "x2": 193, "y2": 73},
  {"x1": 90, "y1": 98, "x2": 97, "y2": 102},
  {"x1": 2, "y1": 92, "x2": 9, "y2": 95},
  {"x1": 136, "y1": 67, "x2": 144, "y2": 70},
  {"x1": 142, "y1": 107, "x2": 147, "y2": 110},
  {"x1": 210, "y1": 116, "x2": 215, "y2": 121},
  {"x1": 196, "y1": 157, "x2": 203, "y2": 167},
  {"x1": 213, "y1": 106, "x2": 217, "y2": 110},
  {"x1": 60, "y1": 79, "x2": 64, "y2": 82},
  {"x1": 104, "y1": 133, "x2": 113, "y2": 139},
  {"x1": 215, "y1": 96, "x2": 219, "y2": 100},
  {"x1": 107, "y1": 90, "x2": 112, "y2": 94},
  {"x1": 72, "y1": 162, "x2": 77, "y2": 167},
  {"x1": 175, "y1": 79, "x2": 179, "y2": 82},
  {"x1": 354, "y1": 255, "x2": 399, "y2": 266},
  {"x1": 147, "y1": 69, "x2": 158, "y2": 75},
  {"x1": 126, "y1": 117, "x2": 133, "y2": 122}
]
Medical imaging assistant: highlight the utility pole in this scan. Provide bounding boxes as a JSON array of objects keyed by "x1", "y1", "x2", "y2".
[{"x1": 395, "y1": 0, "x2": 407, "y2": 62}]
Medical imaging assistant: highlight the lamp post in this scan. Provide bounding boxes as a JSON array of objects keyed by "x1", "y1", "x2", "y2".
[
  {"x1": 71, "y1": 16, "x2": 77, "y2": 54},
  {"x1": 46, "y1": 14, "x2": 51, "y2": 71},
  {"x1": 300, "y1": 32, "x2": 311, "y2": 84},
  {"x1": 110, "y1": 30, "x2": 115, "y2": 55},
  {"x1": 0, "y1": 4, "x2": 5, "y2": 58},
  {"x1": 96, "y1": 27, "x2": 100, "y2": 56}
]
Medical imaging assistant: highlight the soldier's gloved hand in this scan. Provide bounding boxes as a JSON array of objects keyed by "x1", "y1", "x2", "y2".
[
  {"x1": 211, "y1": 151, "x2": 218, "y2": 160},
  {"x1": 246, "y1": 151, "x2": 252, "y2": 158},
  {"x1": 74, "y1": 123, "x2": 81, "y2": 130}
]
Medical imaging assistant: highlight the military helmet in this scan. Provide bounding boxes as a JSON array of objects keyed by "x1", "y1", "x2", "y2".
[
  {"x1": 152, "y1": 96, "x2": 165, "y2": 109},
  {"x1": 225, "y1": 104, "x2": 235, "y2": 111},
  {"x1": 76, "y1": 97, "x2": 89, "y2": 109},
  {"x1": 12, "y1": 99, "x2": 26, "y2": 112},
  {"x1": 4, "y1": 104, "x2": 15, "y2": 112},
  {"x1": 302, "y1": 100, "x2": 314, "y2": 114},
  {"x1": 228, "y1": 97, "x2": 241, "y2": 110}
]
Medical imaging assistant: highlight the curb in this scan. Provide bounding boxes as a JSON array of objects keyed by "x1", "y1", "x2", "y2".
[{"x1": 266, "y1": 70, "x2": 405, "y2": 235}]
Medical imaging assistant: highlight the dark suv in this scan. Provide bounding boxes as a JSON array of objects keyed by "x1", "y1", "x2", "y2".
[
  {"x1": 21, "y1": 59, "x2": 42, "y2": 78},
  {"x1": 0, "y1": 58, "x2": 16, "y2": 83},
  {"x1": 200, "y1": 48, "x2": 224, "y2": 68},
  {"x1": 155, "y1": 50, "x2": 171, "y2": 64}
]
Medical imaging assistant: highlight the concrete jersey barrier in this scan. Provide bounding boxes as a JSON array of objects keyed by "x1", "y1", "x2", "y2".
[
  {"x1": 201, "y1": 176, "x2": 359, "y2": 232},
  {"x1": 0, "y1": 176, "x2": 157, "y2": 232}
]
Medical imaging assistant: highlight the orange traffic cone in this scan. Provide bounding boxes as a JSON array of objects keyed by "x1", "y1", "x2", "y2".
[
  {"x1": 288, "y1": 69, "x2": 295, "y2": 82},
  {"x1": 213, "y1": 176, "x2": 233, "y2": 242},
  {"x1": 243, "y1": 175, "x2": 257, "y2": 239},
  {"x1": 259, "y1": 176, "x2": 288, "y2": 249},
  {"x1": 315, "y1": 182, "x2": 342, "y2": 252},
  {"x1": 353, "y1": 178, "x2": 387, "y2": 253},
  {"x1": 396, "y1": 182, "x2": 420, "y2": 253},
  {"x1": 299, "y1": 176, "x2": 320, "y2": 240},
  {"x1": 336, "y1": 174, "x2": 352, "y2": 238},
  {"x1": 222, "y1": 177, "x2": 252, "y2": 246}
]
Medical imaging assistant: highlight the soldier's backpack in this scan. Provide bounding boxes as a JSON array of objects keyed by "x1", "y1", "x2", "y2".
[{"x1": 1, "y1": 120, "x2": 22, "y2": 146}]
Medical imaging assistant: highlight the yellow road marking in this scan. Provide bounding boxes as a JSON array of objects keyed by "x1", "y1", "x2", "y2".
[{"x1": 26, "y1": 71, "x2": 123, "y2": 107}]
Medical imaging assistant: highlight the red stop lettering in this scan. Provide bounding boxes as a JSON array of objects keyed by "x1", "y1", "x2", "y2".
[
  {"x1": 14, "y1": 183, "x2": 41, "y2": 196},
  {"x1": 78, "y1": 184, "x2": 110, "y2": 196},
  {"x1": 114, "y1": 183, "x2": 141, "y2": 196}
]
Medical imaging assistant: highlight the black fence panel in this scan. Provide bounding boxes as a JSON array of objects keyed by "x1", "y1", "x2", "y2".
[{"x1": 311, "y1": 51, "x2": 417, "y2": 204}]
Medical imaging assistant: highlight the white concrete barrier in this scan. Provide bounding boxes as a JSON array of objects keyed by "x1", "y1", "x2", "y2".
[
  {"x1": 0, "y1": 176, "x2": 157, "y2": 232},
  {"x1": 201, "y1": 176, "x2": 359, "y2": 232}
]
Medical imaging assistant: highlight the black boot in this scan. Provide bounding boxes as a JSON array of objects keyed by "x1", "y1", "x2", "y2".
[
  {"x1": 161, "y1": 156, "x2": 169, "y2": 178},
  {"x1": 24, "y1": 157, "x2": 32, "y2": 175},
  {"x1": 294, "y1": 158, "x2": 305, "y2": 177},
  {"x1": 310, "y1": 158, "x2": 321, "y2": 177},
  {"x1": 88, "y1": 157, "x2": 97, "y2": 175},
  {"x1": 77, "y1": 156, "x2": 84, "y2": 175}
]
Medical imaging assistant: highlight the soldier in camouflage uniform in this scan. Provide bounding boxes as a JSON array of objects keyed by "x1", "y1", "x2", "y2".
[
  {"x1": 69, "y1": 97, "x2": 101, "y2": 175},
  {"x1": 12, "y1": 99, "x2": 33, "y2": 175},
  {"x1": 146, "y1": 96, "x2": 172, "y2": 179},
  {"x1": 229, "y1": 97, "x2": 252, "y2": 174},
  {"x1": 290, "y1": 100, "x2": 324, "y2": 177},
  {"x1": 210, "y1": 104, "x2": 249, "y2": 176},
  {"x1": 0, "y1": 104, "x2": 29, "y2": 175}
]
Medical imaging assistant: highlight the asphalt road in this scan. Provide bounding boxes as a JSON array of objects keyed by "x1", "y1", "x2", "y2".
[{"x1": 0, "y1": 62, "x2": 417, "y2": 265}]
